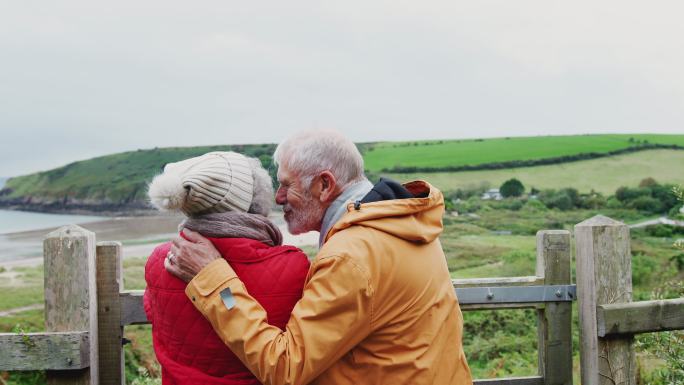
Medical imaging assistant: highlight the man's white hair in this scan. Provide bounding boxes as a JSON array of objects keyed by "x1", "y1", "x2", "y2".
[{"x1": 274, "y1": 129, "x2": 366, "y2": 189}]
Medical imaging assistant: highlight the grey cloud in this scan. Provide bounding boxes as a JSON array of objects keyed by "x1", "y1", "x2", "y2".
[{"x1": 1, "y1": 0, "x2": 683, "y2": 176}]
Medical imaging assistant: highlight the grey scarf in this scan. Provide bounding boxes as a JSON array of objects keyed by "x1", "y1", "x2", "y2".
[
  {"x1": 181, "y1": 212, "x2": 283, "y2": 246},
  {"x1": 319, "y1": 179, "x2": 374, "y2": 247}
]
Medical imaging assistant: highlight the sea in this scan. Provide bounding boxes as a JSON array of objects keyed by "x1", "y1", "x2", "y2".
[
  {"x1": 0, "y1": 210, "x2": 105, "y2": 234},
  {"x1": 0, "y1": 209, "x2": 107, "y2": 263},
  {"x1": 0, "y1": 177, "x2": 106, "y2": 234},
  {"x1": 0, "y1": 209, "x2": 105, "y2": 235}
]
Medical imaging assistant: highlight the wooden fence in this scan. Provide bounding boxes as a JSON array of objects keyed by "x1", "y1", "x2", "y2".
[{"x1": 1, "y1": 215, "x2": 683, "y2": 385}]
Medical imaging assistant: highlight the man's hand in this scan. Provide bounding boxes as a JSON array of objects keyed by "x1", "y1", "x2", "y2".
[{"x1": 165, "y1": 229, "x2": 222, "y2": 283}]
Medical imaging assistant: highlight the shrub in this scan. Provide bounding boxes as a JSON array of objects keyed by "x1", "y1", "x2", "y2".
[
  {"x1": 447, "y1": 183, "x2": 491, "y2": 200},
  {"x1": 670, "y1": 253, "x2": 684, "y2": 272},
  {"x1": 632, "y1": 253, "x2": 657, "y2": 286},
  {"x1": 639, "y1": 177, "x2": 658, "y2": 188},
  {"x1": 669, "y1": 204, "x2": 683, "y2": 218},
  {"x1": 615, "y1": 186, "x2": 651, "y2": 202},
  {"x1": 636, "y1": 281, "x2": 684, "y2": 385},
  {"x1": 540, "y1": 190, "x2": 574, "y2": 211},
  {"x1": 537, "y1": 190, "x2": 554, "y2": 207},
  {"x1": 606, "y1": 197, "x2": 623, "y2": 209},
  {"x1": 506, "y1": 199, "x2": 525, "y2": 211},
  {"x1": 559, "y1": 188, "x2": 580, "y2": 207},
  {"x1": 613, "y1": 182, "x2": 678, "y2": 214},
  {"x1": 444, "y1": 198, "x2": 455, "y2": 212},
  {"x1": 500, "y1": 178, "x2": 525, "y2": 198},
  {"x1": 645, "y1": 225, "x2": 674, "y2": 238},
  {"x1": 629, "y1": 196, "x2": 664, "y2": 213},
  {"x1": 579, "y1": 191, "x2": 607, "y2": 209},
  {"x1": 456, "y1": 196, "x2": 482, "y2": 213},
  {"x1": 522, "y1": 199, "x2": 547, "y2": 212},
  {"x1": 651, "y1": 183, "x2": 679, "y2": 212}
]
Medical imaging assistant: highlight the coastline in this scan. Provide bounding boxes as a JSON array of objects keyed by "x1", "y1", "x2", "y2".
[
  {"x1": 0, "y1": 200, "x2": 156, "y2": 217},
  {"x1": 0, "y1": 212, "x2": 318, "y2": 268}
]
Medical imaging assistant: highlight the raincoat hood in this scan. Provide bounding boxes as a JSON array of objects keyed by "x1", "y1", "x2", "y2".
[{"x1": 326, "y1": 179, "x2": 445, "y2": 244}]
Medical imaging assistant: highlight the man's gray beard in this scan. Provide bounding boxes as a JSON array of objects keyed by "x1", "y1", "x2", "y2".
[{"x1": 285, "y1": 201, "x2": 326, "y2": 235}]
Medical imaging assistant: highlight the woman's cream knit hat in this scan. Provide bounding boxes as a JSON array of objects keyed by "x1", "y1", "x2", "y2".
[{"x1": 147, "y1": 151, "x2": 254, "y2": 216}]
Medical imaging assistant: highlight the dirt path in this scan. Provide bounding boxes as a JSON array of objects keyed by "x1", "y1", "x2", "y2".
[
  {"x1": 0, "y1": 304, "x2": 43, "y2": 317},
  {"x1": 629, "y1": 216, "x2": 684, "y2": 228}
]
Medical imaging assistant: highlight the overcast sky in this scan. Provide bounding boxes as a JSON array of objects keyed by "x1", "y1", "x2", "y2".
[{"x1": 1, "y1": 0, "x2": 683, "y2": 177}]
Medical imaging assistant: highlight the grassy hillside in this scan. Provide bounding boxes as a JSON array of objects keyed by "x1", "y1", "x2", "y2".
[
  {"x1": 384, "y1": 149, "x2": 684, "y2": 195},
  {"x1": 364, "y1": 134, "x2": 684, "y2": 172},
  {"x1": 2, "y1": 134, "x2": 683, "y2": 212},
  {"x1": 1, "y1": 144, "x2": 275, "y2": 208}
]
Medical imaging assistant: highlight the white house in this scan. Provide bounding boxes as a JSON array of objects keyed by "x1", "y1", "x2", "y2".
[{"x1": 481, "y1": 188, "x2": 503, "y2": 200}]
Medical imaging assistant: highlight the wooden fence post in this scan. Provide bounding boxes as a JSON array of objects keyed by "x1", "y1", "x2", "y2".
[
  {"x1": 575, "y1": 215, "x2": 635, "y2": 385},
  {"x1": 536, "y1": 230, "x2": 572, "y2": 385},
  {"x1": 96, "y1": 241, "x2": 124, "y2": 385},
  {"x1": 44, "y1": 225, "x2": 99, "y2": 385}
]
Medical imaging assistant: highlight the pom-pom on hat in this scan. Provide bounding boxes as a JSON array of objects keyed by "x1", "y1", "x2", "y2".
[{"x1": 147, "y1": 151, "x2": 254, "y2": 216}]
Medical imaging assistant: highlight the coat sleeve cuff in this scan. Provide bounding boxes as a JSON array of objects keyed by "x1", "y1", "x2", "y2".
[{"x1": 185, "y1": 258, "x2": 238, "y2": 307}]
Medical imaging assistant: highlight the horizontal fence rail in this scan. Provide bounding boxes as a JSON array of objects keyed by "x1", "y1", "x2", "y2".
[
  {"x1": 473, "y1": 377, "x2": 544, "y2": 385},
  {"x1": 597, "y1": 298, "x2": 684, "y2": 337},
  {"x1": 0, "y1": 331, "x2": 89, "y2": 371},
  {"x1": 116, "y1": 284, "x2": 581, "y2": 328},
  {"x1": 456, "y1": 285, "x2": 576, "y2": 305},
  {"x1": 120, "y1": 291, "x2": 148, "y2": 326}
]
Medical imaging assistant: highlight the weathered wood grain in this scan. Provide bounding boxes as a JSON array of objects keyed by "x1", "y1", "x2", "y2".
[
  {"x1": 0, "y1": 332, "x2": 89, "y2": 370},
  {"x1": 536, "y1": 230, "x2": 572, "y2": 385},
  {"x1": 120, "y1": 290, "x2": 149, "y2": 326},
  {"x1": 597, "y1": 298, "x2": 684, "y2": 336},
  {"x1": 96, "y1": 242, "x2": 124, "y2": 385},
  {"x1": 44, "y1": 225, "x2": 98, "y2": 384},
  {"x1": 575, "y1": 215, "x2": 636, "y2": 385}
]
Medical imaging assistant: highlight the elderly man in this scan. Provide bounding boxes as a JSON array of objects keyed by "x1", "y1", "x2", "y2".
[{"x1": 166, "y1": 130, "x2": 472, "y2": 385}]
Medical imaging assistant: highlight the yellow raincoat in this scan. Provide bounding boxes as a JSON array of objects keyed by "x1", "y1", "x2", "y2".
[{"x1": 186, "y1": 180, "x2": 472, "y2": 385}]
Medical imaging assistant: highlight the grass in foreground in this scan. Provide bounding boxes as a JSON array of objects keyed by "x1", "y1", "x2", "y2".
[
  {"x1": 1, "y1": 206, "x2": 681, "y2": 382},
  {"x1": 0, "y1": 257, "x2": 158, "y2": 385}
]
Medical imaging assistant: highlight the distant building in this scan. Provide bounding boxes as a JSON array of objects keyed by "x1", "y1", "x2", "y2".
[{"x1": 481, "y1": 188, "x2": 503, "y2": 201}]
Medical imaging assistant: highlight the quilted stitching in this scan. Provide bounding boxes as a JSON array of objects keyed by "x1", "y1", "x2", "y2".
[{"x1": 144, "y1": 238, "x2": 310, "y2": 384}]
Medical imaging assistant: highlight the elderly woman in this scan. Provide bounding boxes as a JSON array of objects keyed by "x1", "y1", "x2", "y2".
[{"x1": 143, "y1": 151, "x2": 310, "y2": 385}]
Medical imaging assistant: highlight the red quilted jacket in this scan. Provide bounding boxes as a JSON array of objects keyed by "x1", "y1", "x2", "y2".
[{"x1": 144, "y1": 236, "x2": 310, "y2": 385}]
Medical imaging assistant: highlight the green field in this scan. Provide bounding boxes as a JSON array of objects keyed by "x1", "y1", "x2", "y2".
[
  {"x1": 385, "y1": 149, "x2": 684, "y2": 195},
  {"x1": 364, "y1": 134, "x2": 684, "y2": 172}
]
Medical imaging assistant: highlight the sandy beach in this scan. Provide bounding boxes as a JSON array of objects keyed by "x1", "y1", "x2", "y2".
[{"x1": 0, "y1": 212, "x2": 319, "y2": 268}]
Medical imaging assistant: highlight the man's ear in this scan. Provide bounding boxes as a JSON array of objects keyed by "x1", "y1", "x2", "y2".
[{"x1": 317, "y1": 170, "x2": 338, "y2": 203}]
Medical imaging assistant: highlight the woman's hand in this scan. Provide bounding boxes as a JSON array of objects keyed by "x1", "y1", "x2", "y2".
[{"x1": 165, "y1": 229, "x2": 222, "y2": 283}]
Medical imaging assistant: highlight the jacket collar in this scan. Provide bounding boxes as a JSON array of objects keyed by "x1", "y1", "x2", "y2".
[
  {"x1": 318, "y1": 179, "x2": 374, "y2": 247},
  {"x1": 325, "y1": 180, "x2": 444, "y2": 244}
]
